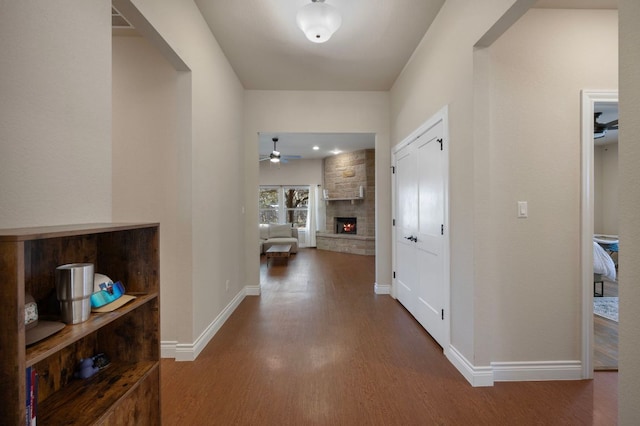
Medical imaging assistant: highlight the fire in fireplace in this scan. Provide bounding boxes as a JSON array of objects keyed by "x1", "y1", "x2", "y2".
[{"x1": 336, "y1": 217, "x2": 357, "y2": 234}]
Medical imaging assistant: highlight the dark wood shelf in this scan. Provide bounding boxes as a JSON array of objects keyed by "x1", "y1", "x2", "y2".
[
  {"x1": 26, "y1": 292, "x2": 158, "y2": 366},
  {"x1": 0, "y1": 222, "x2": 159, "y2": 242},
  {"x1": 0, "y1": 223, "x2": 160, "y2": 425},
  {"x1": 38, "y1": 361, "x2": 159, "y2": 425}
]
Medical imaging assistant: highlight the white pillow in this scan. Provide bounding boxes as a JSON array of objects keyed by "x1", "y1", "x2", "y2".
[
  {"x1": 259, "y1": 224, "x2": 269, "y2": 240},
  {"x1": 269, "y1": 224, "x2": 292, "y2": 238}
]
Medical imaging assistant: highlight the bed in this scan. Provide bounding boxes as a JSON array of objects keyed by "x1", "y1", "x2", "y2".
[{"x1": 593, "y1": 237, "x2": 617, "y2": 296}]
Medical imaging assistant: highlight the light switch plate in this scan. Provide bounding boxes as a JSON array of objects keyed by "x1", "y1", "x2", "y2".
[{"x1": 518, "y1": 201, "x2": 528, "y2": 218}]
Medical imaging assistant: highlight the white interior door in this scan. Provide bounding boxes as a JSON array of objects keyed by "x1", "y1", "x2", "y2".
[
  {"x1": 393, "y1": 109, "x2": 449, "y2": 349},
  {"x1": 395, "y1": 144, "x2": 418, "y2": 314},
  {"x1": 414, "y1": 121, "x2": 446, "y2": 346}
]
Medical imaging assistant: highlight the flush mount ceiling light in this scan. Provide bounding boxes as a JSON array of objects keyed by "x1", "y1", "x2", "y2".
[{"x1": 296, "y1": 0, "x2": 342, "y2": 44}]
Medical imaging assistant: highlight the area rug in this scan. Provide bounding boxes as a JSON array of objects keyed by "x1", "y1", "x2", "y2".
[{"x1": 594, "y1": 297, "x2": 618, "y2": 322}]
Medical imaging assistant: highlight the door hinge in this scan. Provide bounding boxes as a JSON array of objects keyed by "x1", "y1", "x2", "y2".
[
  {"x1": 438, "y1": 138, "x2": 443, "y2": 151},
  {"x1": 391, "y1": 166, "x2": 395, "y2": 174},
  {"x1": 441, "y1": 309, "x2": 444, "y2": 320},
  {"x1": 441, "y1": 224, "x2": 444, "y2": 235},
  {"x1": 392, "y1": 219, "x2": 395, "y2": 226},
  {"x1": 393, "y1": 271, "x2": 396, "y2": 279}
]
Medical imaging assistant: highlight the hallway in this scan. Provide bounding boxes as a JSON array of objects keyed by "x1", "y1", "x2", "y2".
[{"x1": 161, "y1": 249, "x2": 617, "y2": 425}]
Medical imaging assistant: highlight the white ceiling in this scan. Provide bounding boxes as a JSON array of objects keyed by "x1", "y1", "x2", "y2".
[{"x1": 194, "y1": 0, "x2": 446, "y2": 91}]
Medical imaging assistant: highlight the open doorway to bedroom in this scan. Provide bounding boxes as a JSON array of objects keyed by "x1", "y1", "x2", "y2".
[
  {"x1": 592, "y1": 100, "x2": 619, "y2": 370},
  {"x1": 581, "y1": 91, "x2": 619, "y2": 373}
]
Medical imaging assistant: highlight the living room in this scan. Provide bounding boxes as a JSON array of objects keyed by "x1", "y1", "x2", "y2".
[{"x1": 259, "y1": 132, "x2": 376, "y2": 260}]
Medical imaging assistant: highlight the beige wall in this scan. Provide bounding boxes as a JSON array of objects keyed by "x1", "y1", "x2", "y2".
[
  {"x1": 112, "y1": 35, "x2": 193, "y2": 344},
  {"x1": 594, "y1": 145, "x2": 604, "y2": 233},
  {"x1": 123, "y1": 0, "x2": 245, "y2": 349},
  {"x1": 259, "y1": 159, "x2": 323, "y2": 186},
  {"x1": 482, "y1": 9, "x2": 617, "y2": 363},
  {"x1": 594, "y1": 144, "x2": 619, "y2": 235},
  {"x1": 244, "y1": 91, "x2": 391, "y2": 288},
  {"x1": 619, "y1": 0, "x2": 640, "y2": 422},
  {"x1": 0, "y1": 1, "x2": 112, "y2": 228}
]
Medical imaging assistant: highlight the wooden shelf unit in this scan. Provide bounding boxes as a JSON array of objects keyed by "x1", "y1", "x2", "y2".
[{"x1": 0, "y1": 223, "x2": 160, "y2": 425}]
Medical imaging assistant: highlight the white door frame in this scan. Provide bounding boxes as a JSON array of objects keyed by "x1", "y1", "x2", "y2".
[
  {"x1": 580, "y1": 90, "x2": 618, "y2": 379},
  {"x1": 392, "y1": 105, "x2": 450, "y2": 350}
]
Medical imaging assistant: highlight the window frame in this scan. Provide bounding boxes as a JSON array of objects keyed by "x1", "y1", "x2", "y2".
[{"x1": 259, "y1": 185, "x2": 309, "y2": 228}]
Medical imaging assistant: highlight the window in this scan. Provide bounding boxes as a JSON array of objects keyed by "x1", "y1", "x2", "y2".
[
  {"x1": 259, "y1": 187, "x2": 280, "y2": 224},
  {"x1": 259, "y1": 186, "x2": 309, "y2": 228}
]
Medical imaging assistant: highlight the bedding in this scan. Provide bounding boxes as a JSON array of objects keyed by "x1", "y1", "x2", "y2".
[{"x1": 594, "y1": 241, "x2": 616, "y2": 282}]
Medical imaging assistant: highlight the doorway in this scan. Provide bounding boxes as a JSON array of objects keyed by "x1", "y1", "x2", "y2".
[{"x1": 581, "y1": 90, "x2": 619, "y2": 376}]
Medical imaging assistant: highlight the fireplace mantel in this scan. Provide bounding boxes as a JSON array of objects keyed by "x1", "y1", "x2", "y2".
[{"x1": 323, "y1": 196, "x2": 364, "y2": 205}]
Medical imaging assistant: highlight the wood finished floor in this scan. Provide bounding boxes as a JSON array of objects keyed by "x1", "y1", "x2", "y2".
[
  {"x1": 594, "y1": 280, "x2": 618, "y2": 371},
  {"x1": 161, "y1": 249, "x2": 618, "y2": 425}
]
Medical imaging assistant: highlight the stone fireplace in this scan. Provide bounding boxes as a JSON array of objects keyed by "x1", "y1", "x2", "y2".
[{"x1": 316, "y1": 149, "x2": 375, "y2": 255}]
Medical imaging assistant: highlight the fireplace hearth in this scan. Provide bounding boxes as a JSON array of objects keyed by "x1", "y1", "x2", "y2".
[{"x1": 336, "y1": 217, "x2": 357, "y2": 234}]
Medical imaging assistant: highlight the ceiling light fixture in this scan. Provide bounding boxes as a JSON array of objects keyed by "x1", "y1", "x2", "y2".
[
  {"x1": 313, "y1": 146, "x2": 320, "y2": 150},
  {"x1": 296, "y1": 0, "x2": 342, "y2": 44}
]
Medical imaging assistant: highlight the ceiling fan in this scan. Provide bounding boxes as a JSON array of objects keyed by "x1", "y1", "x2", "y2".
[
  {"x1": 259, "y1": 137, "x2": 302, "y2": 163},
  {"x1": 594, "y1": 112, "x2": 618, "y2": 139}
]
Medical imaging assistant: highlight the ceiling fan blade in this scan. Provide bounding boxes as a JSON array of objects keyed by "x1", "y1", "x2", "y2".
[
  {"x1": 259, "y1": 157, "x2": 270, "y2": 162},
  {"x1": 605, "y1": 119, "x2": 618, "y2": 130},
  {"x1": 282, "y1": 155, "x2": 302, "y2": 159}
]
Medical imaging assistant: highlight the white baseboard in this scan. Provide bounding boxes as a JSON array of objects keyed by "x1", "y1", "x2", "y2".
[
  {"x1": 161, "y1": 341, "x2": 178, "y2": 359},
  {"x1": 491, "y1": 360, "x2": 582, "y2": 382},
  {"x1": 161, "y1": 287, "x2": 247, "y2": 361},
  {"x1": 245, "y1": 285, "x2": 261, "y2": 296},
  {"x1": 446, "y1": 345, "x2": 494, "y2": 387},
  {"x1": 445, "y1": 344, "x2": 583, "y2": 386},
  {"x1": 374, "y1": 282, "x2": 391, "y2": 294}
]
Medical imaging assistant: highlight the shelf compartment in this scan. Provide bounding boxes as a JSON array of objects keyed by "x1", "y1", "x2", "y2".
[
  {"x1": 26, "y1": 292, "x2": 158, "y2": 366},
  {"x1": 38, "y1": 361, "x2": 160, "y2": 425},
  {"x1": 0, "y1": 223, "x2": 160, "y2": 426}
]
